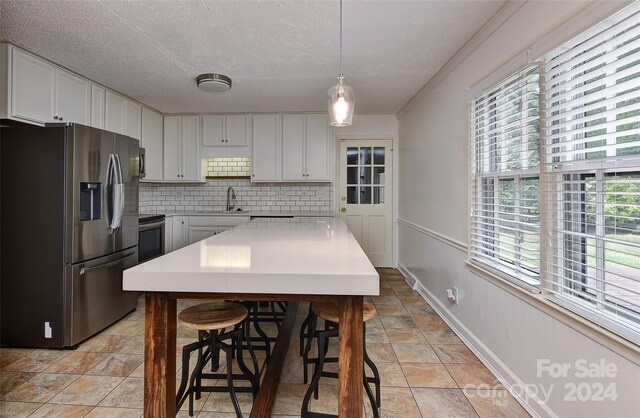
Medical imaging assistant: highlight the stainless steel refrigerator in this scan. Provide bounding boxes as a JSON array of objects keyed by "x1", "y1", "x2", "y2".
[{"x1": 1, "y1": 124, "x2": 140, "y2": 348}]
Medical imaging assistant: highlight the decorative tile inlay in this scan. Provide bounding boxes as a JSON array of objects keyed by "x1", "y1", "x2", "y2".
[
  {"x1": 0, "y1": 401, "x2": 42, "y2": 418},
  {"x1": 392, "y1": 343, "x2": 440, "y2": 363},
  {"x1": 411, "y1": 388, "x2": 479, "y2": 417},
  {"x1": 86, "y1": 353, "x2": 144, "y2": 377},
  {"x1": 28, "y1": 403, "x2": 93, "y2": 417},
  {"x1": 3, "y1": 373, "x2": 79, "y2": 403},
  {"x1": 49, "y1": 375, "x2": 124, "y2": 406},
  {"x1": 463, "y1": 389, "x2": 530, "y2": 418},
  {"x1": 401, "y1": 363, "x2": 457, "y2": 388},
  {"x1": 432, "y1": 344, "x2": 481, "y2": 364},
  {"x1": 44, "y1": 352, "x2": 108, "y2": 375}
]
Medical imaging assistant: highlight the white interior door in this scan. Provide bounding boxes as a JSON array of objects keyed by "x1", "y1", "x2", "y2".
[{"x1": 338, "y1": 139, "x2": 393, "y2": 266}]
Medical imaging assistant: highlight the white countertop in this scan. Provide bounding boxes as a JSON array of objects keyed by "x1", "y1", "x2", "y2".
[{"x1": 124, "y1": 217, "x2": 379, "y2": 296}]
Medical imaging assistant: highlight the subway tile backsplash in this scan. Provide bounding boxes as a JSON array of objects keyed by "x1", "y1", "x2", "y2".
[
  {"x1": 139, "y1": 180, "x2": 333, "y2": 213},
  {"x1": 205, "y1": 157, "x2": 252, "y2": 177}
]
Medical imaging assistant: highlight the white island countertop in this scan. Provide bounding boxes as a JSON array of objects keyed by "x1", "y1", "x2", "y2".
[{"x1": 124, "y1": 217, "x2": 379, "y2": 296}]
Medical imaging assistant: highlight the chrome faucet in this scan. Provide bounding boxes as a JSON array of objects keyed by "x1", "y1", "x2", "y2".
[{"x1": 226, "y1": 186, "x2": 236, "y2": 212}]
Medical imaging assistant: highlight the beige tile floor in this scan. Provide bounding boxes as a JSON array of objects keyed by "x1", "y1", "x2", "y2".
[{"x1": 0, "y1": 268, "x2": 530, "y2": 417}]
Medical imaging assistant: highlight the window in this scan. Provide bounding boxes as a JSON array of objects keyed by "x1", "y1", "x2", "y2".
[
  {"x1": 469, "y1": 3, "x2": 640, "y2": 344},
  {"x1": 470, "y1": 65, "x2": 541, "y2": 291},
  {"x1": 541, "y1": 6, "x2": 640, "y2": 342}
]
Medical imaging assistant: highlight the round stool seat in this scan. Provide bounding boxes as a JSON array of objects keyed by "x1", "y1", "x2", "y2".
[
  {"x1": 311, "y1": 301, "x2": 376, "y2": 323},
  {"x1": 179, "y1": 301, "x2": 248, "y2": 331}
]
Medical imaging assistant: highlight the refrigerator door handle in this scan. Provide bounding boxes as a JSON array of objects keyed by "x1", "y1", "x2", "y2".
[
  {"x1": 108, "y1": 154, "x2": 124, "y2": 232},
  {"x1": 115, "y1": 154, "x2": 125, "y2": 228},
  {"x1": 107, "y1": 153, "x2": 115, "y2": 233},
  {"x1": 79, "y1": 251, "x2": 136, "y2": 276}
]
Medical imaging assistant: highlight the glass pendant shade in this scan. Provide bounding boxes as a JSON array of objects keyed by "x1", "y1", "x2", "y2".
[{"x1": 328, "y1": 76, "x2": 355, "y2": 127}]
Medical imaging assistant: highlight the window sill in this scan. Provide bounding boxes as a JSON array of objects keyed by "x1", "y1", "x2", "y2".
[{"x1": 465, "y1": 260, "x2": 640, "y2": 365}]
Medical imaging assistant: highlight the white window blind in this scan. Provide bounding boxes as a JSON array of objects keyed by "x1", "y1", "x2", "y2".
[
  {"x1": 542, "y1": 5, "x2": 640, "y2": 342},
  {"x1": 470, "y1": 65, "x2": 541, "y2": 291}
]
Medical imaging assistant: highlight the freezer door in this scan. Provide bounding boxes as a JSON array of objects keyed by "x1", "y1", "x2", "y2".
[
  {"x1": 67, "y1": 125, "x2": 116, "y2": 264},
  {"x1": 64, "y1": 249, "x2": 138, "y2": 346},
  {"x1": 114, "y1": 134, "x2": 139, "y2": 252}
]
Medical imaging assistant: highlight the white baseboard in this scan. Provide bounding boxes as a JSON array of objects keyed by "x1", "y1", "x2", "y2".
[{"x1": 397, "y1": 262, "x2": 557, "y2": 418}]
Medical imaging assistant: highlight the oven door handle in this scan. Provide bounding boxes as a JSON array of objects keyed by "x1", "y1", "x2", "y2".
[{"x1": 139, "y1": 220, "x2": 166, "y2": 231}]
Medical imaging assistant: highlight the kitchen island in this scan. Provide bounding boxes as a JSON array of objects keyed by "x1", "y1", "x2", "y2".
[{"x1": 123, "y1": 217, "x2": 379, "y2": 417}]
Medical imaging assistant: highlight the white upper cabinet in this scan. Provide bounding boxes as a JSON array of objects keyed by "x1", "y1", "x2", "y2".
[
  {"x1": 251, "y1": 114, "x2": 281, "y2": 182},
  {"x1": 163, "y1": 115, "x2": 200, "y2": 182},
  {"x1": 202, "y1": 114, "x2": 250, "y2": 147},
  {"x1": 202, "y1": 115, "x2": 224, "y2": 146},
  {"x1": 56, "y1": 70, "x2": 91, "y2": 125},
  {"x1": 105, "y1": 91, "x2": 142, "y2": 139},
  {"x1": 124, "y1": 100, "x2": 142, "y2": 140},
  {"x1": 141, "y1": 107, "x2": 163, "y2": 181},
  {"x1": 226, "y1": 115, "x2": 250, "y2": 146},
  {"x1": 105, "y1": 91, "x2": 125, "y2": 134},
  {"x1": 7, "y1": 47, "x2": 89, "y2": 125},
  {"x1": 282, "y1": 114, "x2": 305, "y2": 181},
  {"x1": 305, "y1": 114, "x2": 330, "y2": 181},
  {"x1": 282, "y1": 113, "x2": 330, "y2": 181},
  {"x1": 10, "y1": 48, "x2": 55, "y2": 123},
  {"x1": 90, "y1": 84, "x2": 105, "y2": 129}
]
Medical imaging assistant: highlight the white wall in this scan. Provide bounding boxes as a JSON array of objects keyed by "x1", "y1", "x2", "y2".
[{"x1": 397, "y1": 1, "x2": 640, "y2": 417}]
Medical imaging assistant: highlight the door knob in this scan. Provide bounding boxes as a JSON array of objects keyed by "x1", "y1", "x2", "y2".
[{"x1": 340, "y1": 208, "x2": 346, "y2": 213}]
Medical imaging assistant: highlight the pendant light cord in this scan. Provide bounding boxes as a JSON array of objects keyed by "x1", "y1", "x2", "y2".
[{"x1": 339, "y1": 0, "x2": 343, "y2": 77}]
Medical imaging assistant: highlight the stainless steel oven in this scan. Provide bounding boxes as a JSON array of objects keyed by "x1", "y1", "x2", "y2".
[{"x1": 138, "y1": 214, "x2": 165, "y2": 263}]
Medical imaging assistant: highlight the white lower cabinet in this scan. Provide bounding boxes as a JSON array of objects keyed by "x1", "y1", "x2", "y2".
[
  {"x1": 168, "y1": 215, "x2": 250, "y2": 252},
  {"x1": 171, "y1": 216, "x2": 188, "y2": 251},
  {"x1": 187, "y1": 226, "x2": 220, "y2": 245},
  {"x1": 164, "y1": 217, "x2": 174, "y2": 254}
]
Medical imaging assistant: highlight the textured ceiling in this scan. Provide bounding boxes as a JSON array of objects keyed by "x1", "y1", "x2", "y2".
[{"x1": 0, "y1": 0, "x2": 505, "y2": 114}]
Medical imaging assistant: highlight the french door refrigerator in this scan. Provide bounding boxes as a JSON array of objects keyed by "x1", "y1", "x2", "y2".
[{"x1": 1, "y1": 124, "x2": 140, "y2": 348}]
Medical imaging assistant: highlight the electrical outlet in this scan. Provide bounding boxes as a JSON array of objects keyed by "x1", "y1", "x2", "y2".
[
  {"x1": 317, "y1": 191, "x2": 330, "y2": 200},
  {"x1": 275, "y1": 191, "x2": 286, "y2": 199}
]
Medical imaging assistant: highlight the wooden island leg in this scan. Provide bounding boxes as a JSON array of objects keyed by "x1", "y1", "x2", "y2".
[
  {"x1": 144, "y1": 292, "x2": 177, "y2": 418},
  {"x1": 338, "y1": 295, "x2": 364, "y2": 418}
]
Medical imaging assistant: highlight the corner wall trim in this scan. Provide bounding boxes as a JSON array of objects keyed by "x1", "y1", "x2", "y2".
[
  {"x1": 397, "y1": 218, "x2": 467, "y2": 252},
  {"x1": 396, "y1": 262, "x2": 554, "y2": 418}
]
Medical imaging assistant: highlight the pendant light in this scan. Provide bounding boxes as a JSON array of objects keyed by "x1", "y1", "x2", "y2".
[{"x1": 328, "y1": 0, "x2": 354, "y2": 127}]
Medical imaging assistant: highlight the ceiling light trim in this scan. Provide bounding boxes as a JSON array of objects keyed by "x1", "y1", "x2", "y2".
[{"x1": 197, "y1": 73, "x2": 232, "y2": 92}]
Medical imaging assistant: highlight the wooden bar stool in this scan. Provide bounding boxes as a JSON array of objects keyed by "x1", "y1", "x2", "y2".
[
  {"x1": 301, "y1": 301, "x2": 381, "y2": 418},
  {"x1": 176, "y1": 301, "x2": 260, "y2": 417}
]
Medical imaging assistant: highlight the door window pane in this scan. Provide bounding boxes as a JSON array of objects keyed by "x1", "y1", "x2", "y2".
[
  {"x1": 373, "y1": 167, "x2": 385, "y2": 185},
  {"x1": 360, "y1": 167, "x2": 371, "y2": 184},
  {"x1": 360, "y1": 147, "x2": 371, "y2": 165},
  {"x1": 347, "y1": 147, "x2": 358, "y2": 165},
  {"x1": 360, "y1": 186, "x2": 372, "y2": 204},
  {"x1": 347, "y1": 167, "x2": 358, "y2": 185},
  {"x1": 373, "y1": 187, "x2": 384, "y2": 204},
  {"x1": 374, "y1": 147, "x2": 385, "y2": 165},
  {"x1": 347, "y1": 186, "x2": 358, "y2": 204}
]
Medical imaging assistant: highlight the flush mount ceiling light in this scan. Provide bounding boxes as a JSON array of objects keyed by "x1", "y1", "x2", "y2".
[
  {"x1": 328, "y1": 0, "x2": 354, "y2": 127},
  {"x1": 196, "y1": 73, "x2": 232, "y2": 92}
]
